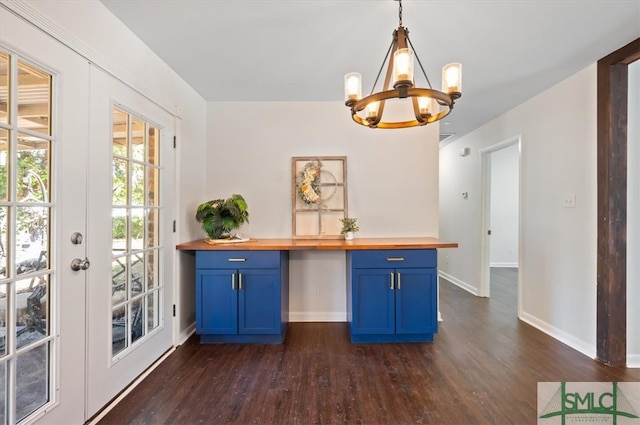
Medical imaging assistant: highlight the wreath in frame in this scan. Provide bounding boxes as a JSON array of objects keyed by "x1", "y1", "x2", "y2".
[{"x1": 297, "y1": 161, "x2": 337, "y2": 206}]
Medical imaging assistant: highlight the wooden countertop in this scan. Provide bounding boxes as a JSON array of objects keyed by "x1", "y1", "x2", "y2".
[{"x1": 176, "y1": 237, "x2": 458, "y2": 251}]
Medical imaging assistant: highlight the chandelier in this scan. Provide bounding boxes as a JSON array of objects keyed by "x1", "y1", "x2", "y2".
[{"x1": 344, "y1": 0, "x2": 462, "y2": 129}]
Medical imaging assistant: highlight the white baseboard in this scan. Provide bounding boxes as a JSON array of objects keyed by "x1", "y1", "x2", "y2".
[
  {"x1": 289, "y1": 312, "x2": 347, "y2": 322},
  {"x1": 438, "y1": 271, "x2": 479, "y2": 296},
  {"x1": 178, "y1": 322, "x2": 196, "y2": 345},
  {"x1": 490, "y1": 262, "x2": 519, "y2": 268},
  {"x1": 627, "y1": 354, "x2": 640, "y2": 368},
  {"x1": 519, "y1": 311, "x2": 596, "y2": 359}
]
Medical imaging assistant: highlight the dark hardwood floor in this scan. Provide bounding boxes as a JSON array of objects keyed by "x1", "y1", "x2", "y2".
[{"x1": 96, "y1": 268, "x2": 639, "y2": 425}]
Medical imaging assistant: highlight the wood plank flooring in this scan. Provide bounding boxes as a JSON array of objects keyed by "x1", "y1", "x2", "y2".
[{"x1": 96, "y1": 268, "x2": 639, "y2": 425}]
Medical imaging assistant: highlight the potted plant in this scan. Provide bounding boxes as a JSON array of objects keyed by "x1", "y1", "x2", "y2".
[
  {"x1": 340, "y1": 217, "x2": 359, "y2": 240},
  {"x1": 195, "y1": 193, "x2": 249, "y2": 240}
]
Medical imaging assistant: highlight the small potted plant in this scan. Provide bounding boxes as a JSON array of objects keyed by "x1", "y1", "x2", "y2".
[
  {"x1": 195, "y1": 193, "x2": 249, "y2": 240},
  {"x1": 340, "y1": 217, "x2": 359, "y2": 241}
]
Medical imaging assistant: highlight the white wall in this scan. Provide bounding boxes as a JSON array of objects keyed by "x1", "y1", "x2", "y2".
[
  {"x1": 628, "y1": 60, "x2": 639, "y2": 367},
  {"x1": 489, "y1": 144, "x2": 519, "y2": 267},
  {"x1": 440, "y1": 64, "x2": 597, "y2": 357},
  {"x1": 15, "y1": 0, "x2": 208, "y2": 341},
  {"x1": 206, "y1": 101, "x2": 440, "y2": 320}
]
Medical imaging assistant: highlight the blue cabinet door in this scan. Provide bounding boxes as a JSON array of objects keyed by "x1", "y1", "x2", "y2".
[
  {"x1": 196, "y1": 269, "x2": 238, "y2": 334},
  {"x1": 395, "y1": 268, "x2": 437, "y2": 334},
  {"x1": 238, "y1": 268, "x2": 281, "y2": 334},
  {"x1": 351, "y1": 268, "x2": 395, "y2": 335}
]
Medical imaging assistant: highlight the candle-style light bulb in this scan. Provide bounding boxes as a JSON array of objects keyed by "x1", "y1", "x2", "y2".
[
  {"x1": 418, "y1": 97, "x2": 432, "y2": 116},
  {"x1": 442, "y1": 63, "x2": 462, "y2": 96},
  {"x1": 393, "y1": 48, "x2": 414, "y2": 85},
  {"x1": 344, "y1": 72, "x2": 362, "y2": 104}
]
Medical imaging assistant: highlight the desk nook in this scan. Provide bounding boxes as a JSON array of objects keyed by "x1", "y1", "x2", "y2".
[{"x1": 177, "y1": 238, "x2": 458, "y2": 344}]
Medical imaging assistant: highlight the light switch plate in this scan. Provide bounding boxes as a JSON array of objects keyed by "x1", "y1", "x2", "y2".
[{"x1": 563, "y1": 193, "x2": 576, "y2": 208}]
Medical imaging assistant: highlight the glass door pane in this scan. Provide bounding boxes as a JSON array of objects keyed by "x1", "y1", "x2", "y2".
[
  {"x1": 0, "y1": 50, "x2": 55, "y2": 424},
  {"x1": 110, "y1": 108, "x2": 162, "y2": 359}
]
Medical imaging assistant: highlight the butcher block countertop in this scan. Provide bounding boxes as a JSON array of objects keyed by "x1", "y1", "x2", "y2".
[{"x1": 176, "y1": 237, "x2": 458, "y2": 251}]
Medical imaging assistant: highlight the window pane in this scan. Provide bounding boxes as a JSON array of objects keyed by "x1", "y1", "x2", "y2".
[
  {"x1": 145, "y1": 207, "x2": 159, "y2": 249},
  {"x1": 0, "y1": 360, "x2": 5, "y2": 424},
  {"x1": 112, "y1": 257, "x2": 127, "y2": 305},
  {"x1": 0, "y1": 207, "x2": 6, "y2": 279},
  {"x1": 147, "y1": 165, "x2": 159, "y2": 207},
  {"x1": 147, "y1": 249, "x2": 159, "y2": 291},
  {"x1": 112, "y1": 158, "x2": 128, "y2": 205},
  {"x1": 0, "y1": 284, "x2": 6, "y2": 357},
  {"x1": 147, "y1": 290, "x2": 159, "y2": 332},
  {"x1": 112, "y1": 306, "x2": 127, "y2": 356},
  {"x1": 17, "y1": 61, "x2": 50, "y2": 136},
  {"x1": 131, "y1": 208, "x2": 143, "y2": 250},
  {"x1": 112, "y1": 109, "x2": 127, "y2": 157},
  {"x1": 148, "y1": 126, "x2": 159, "y2": 166},
  {"x1": 16, "y1": 274, "x2": 48, "y2": 350},
  {"x1": 112, "y1": 208, "x2": 127, "y2": 255},
  {"x1": 0, "y1": 52, "x2": 8, "y2": 124},
  {"x1": 0, "y1": 128, "x2": 7, "y2": 201},
  {"x1": 131, "y1": 117, "x2": 144, "y2": 162},
  {"x1": 16, "y1": 206, "x2": 49, "y2": 274},
  {"x1": 17, "y1": 134, "x2": 50, "y2": 203},
  {"x1": 131, "y1": 298, "x2": 143, "y2": 344},
  {"x1": 111, "y1": 108, "x2": 162, "y2": 358},
  {"x1": 130, "y1": 252, "x2": 143, "y2": 299},
  {"x1": 131, "y1": 162, "x2": 144, "y2": 206},
  {"x1": 16, "y1": 343, "x2": 49, "y2": 422}
]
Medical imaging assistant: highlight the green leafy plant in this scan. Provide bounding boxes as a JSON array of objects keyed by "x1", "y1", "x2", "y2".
[
  {"x1": 340, "y1": 217, "x2": 359, "y2": 235},
  {"x1": 195, "y1": 194, "x2": 249, "y2": 239}
]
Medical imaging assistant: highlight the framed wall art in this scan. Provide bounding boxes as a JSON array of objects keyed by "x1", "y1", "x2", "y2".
[{"x1": 291, "y1": 156, "x2": 348, "y2": 239}]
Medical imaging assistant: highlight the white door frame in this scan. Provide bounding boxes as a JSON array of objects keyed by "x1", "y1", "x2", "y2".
[{"x1": 479, "y1": 136, "x2": 523, "y2": 315}]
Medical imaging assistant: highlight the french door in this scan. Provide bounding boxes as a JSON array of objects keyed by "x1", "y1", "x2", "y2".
[
  {"x1": 1, "y1": 6, "x2": 175, "y2": 424},
  {"x1": 86, "y1": 66, "x2": 175, "y2": 419},
  {"x1": 0, "y1": 7, "x2": 89, "y2": 424}
]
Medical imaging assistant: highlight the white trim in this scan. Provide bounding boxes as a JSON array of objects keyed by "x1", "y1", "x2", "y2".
[
  {"x1": 289, "y1": 312, "x2": 347, "y2": 322},
  {"x1": 489, "y1": 262, "x2": 519, "y2": 268},
  {"x1": 627, "y1": 355, "x2": 640, "y2": 368},
  {"x1": 0, "y1": 0, "x2": 179, "y2": 118},
  {"x1": 179, "y1": 323, "x2": 196, "y2": 345},
  {"x1": 479, "y1": 135, "x2": 522, "y2": 315},
  {"x1": 439, "y1": 271, "x2": 480, "y2": 296},
  {"x1": 519, "y1": 311, "x2": 596, "y2": 360}
]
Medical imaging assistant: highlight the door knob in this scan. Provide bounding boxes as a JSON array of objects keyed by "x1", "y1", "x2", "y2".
[{"x1": 71, "y1": 258, "x2": 90, "y2": 271}]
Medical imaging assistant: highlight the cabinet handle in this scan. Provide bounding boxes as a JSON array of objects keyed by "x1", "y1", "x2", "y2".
[
  {"x1": 386, "y1": 257, "x2": 404, "y2": 262},
  {"x1": 231, "y1": 273, "x2": 235, "y2": 290},
  {"x1": 390, "y1": 272, "x2": 394, "y2": 290},
  {"x1": 239, "y1": 273, "x2": 243, "y2": 290},
  {"x1": 228, "y1": 258, "x2": 246, "y2": 262},
  {"x1": 397, "y1": 272, "x2": 401, "y2": 290}
]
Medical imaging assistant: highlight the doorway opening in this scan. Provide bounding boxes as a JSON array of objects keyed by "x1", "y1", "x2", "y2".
[{"x1": 479, "y1": 137, "x2": 521, "y2": 317}]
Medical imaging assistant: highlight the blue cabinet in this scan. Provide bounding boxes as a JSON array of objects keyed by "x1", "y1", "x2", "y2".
[
  {"x1": 195, "y1": 251, "x2": 289, "y2": 343},
  {"x1": 347, "y1": 249, "x2": 437, "y2": 343}
]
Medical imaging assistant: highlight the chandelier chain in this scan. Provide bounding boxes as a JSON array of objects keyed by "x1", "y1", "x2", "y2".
[
  {"x1": 407, "y1": 37, "x2": 433, "y2": 89},
  {"x1": 398, "y1": 0, "x2": 403, "y2": 26}
]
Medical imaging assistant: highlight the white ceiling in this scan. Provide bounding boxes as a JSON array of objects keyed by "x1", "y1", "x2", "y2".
[{"x1": 99, "y1": 0, "x2": 639, "y2": 142}]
